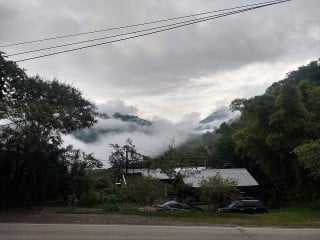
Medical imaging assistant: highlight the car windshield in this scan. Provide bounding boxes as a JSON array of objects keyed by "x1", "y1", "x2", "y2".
[
  {"x1": 228, "y1": 202, "x2": 236, "y2": 208},
  {"x1": 161, "y1": 201, "x2": 177, "y2": 206}
]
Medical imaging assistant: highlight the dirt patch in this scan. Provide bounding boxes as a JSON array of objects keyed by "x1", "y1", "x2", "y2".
[{"x1": 0, "y1": 208, "x2": 199, "y2": 226}]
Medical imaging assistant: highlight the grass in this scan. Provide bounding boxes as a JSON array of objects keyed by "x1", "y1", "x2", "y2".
[
  {"x1": 56, "y1": 205, "x2": 320, "y2": 227},
  {"x1": 119, "y1": 208, "x2": 320, "y2": 227}
]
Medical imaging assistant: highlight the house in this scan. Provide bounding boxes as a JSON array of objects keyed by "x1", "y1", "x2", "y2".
[{"x1": 126, "y1": 167, "x2": 259, "y2": 196}]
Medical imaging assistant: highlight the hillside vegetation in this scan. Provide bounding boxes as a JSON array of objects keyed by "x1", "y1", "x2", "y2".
[{"x1": 165, "y1": 59, "x2": 320, "y2": 207}]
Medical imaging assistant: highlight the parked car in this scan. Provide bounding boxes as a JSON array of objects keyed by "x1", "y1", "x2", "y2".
[
  {"x1": 157, "y1": 201, "x2": 192, "y2": 211},
  {"x1": 217, "y1": 199, "x2": 268, "y2": 214}
]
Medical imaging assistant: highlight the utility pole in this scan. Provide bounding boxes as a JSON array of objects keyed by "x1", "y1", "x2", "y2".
[
  {"x1": 125, "y1": 147, "x2": 128, "y2": 175},
  {"x1": 204, "y1": 145, "x2": 212, "y2": 168}
]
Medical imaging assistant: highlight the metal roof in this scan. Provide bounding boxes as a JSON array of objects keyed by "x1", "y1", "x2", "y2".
[
  {"x1": 142, "y1": 169, "x2": 169, "y2": 180},
  {"x1": 128, "y1": 168, "x2": 259, "y2": 187},
  {"x1": 183, "y1": 168, "x2": 259, "y2": 187},
  {"x1": 126, "y1": 169, "x2": 169, "y2": 180}
]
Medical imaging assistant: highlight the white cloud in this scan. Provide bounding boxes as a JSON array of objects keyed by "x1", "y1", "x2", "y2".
[
  {"x1": 63, "y1": 116, "x2": 196, "y2": 167},
  {"x1": 97, "y1": 99, "x2": 138, "y2": 115}
]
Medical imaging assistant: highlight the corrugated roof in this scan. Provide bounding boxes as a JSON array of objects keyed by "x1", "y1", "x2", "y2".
[
  {"x1": 142, "y1": 169, "x2": 169, "y2": 180},
  {"x1": 183, "y1": 168, "x2": 259, "y2": 187},
  {"x1": 126, "y1": 169, "x2": 169, "y2": 180},
  {"x1": 127, "y1": 168, "x2": 259, "y2": 187}
]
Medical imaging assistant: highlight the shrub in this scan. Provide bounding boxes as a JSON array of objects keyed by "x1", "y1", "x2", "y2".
[
  {"x1": 101, "y1": 193, "x2": 123, "y2": 211},
  {"x1": 200, "y1": 173, "x2": 238, "y2": 211},
  {"x1": 123, "y1": 177, "x2": 166, "y2": 204},
  {"x1": 67, "y1": 195, "x2": 80, "y2": 210}
]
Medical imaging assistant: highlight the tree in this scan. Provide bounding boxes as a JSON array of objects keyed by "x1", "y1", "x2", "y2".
[
  {"x1": 158, "y1": 138, "x2": 178, "y2": 178},
  {"x1": 212, "y1": 122, "x2": 243, "y2": 168},
  {"x1": 123, "y1": 177, "x2": 165, "y2": 204},
  {"x1": 0, "y1": 54, "x2": 97, "y2": 207},
  {"x1": 172, "y1": 173, "x2": 192, "y2": 201},
  {"x1": 68, "y1": 148, "x2": 103, "y2": 206},
  {"x1": 108, "y1": 143, "x2": 125, "y2": 175},
  {"x1": 108, "y1": 138, "x2": 140, "y2": 177},
  {"x1": 232, "y1": 60, "x2": 320, "y2": 205},
  {"x1": 0, "y1": 75, "x2": 96, "y2": 133},
  {"x1": 200, "y1": 173, "x2": 238, "y2": 211},
  {"x1": 295, "y1": 140, "x2": 320, "y2": 179},
  {"x1": 0, "y1": 52, "x2": 27, "y2": 100}
]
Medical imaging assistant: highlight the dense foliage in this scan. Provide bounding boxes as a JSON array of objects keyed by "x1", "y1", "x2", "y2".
[
  {"x1": 295, "y1": 140, "x2": 320, "y2": 179},
  {"x1": 0, "y1": 53, "x2": 100, "y2": 208},
  {"x1": 200, "y1": 173, "x2": 238, "y2": 211},
  {"x1": 232, "y1": 60, "x2": 320, "y2": 205},
  {"x1": 156, "y1": 59, "x2": 320, "y2": 207},
  {"x1": 123, "y1": 177, "x2": 166, "y2": 204},
  {"x1": 108, "y1": 138, "x2": 143, "y2": 178}
]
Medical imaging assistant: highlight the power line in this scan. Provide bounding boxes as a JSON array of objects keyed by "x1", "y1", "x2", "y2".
[
  {"x1": 7, "y1": 1, "x2": 285, "y2": 57},
  {"x1": 6, "y1": 14, "x2": 245, "y2": 57},
  {"x1": 8, "y1": 0, "x2": 290, "y2": 57},
  {"x1": 14, "y1": 1, "x2": 290, "y2": 62},
  {"x1": 0, "y1": 0, "x2": 288, "y2": 48}
]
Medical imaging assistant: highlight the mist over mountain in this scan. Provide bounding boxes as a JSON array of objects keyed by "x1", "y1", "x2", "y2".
[
  {"x1": 199, "y1": 107, "x2": 231, "y2": 124},
  {"x1": 73, "y1": 112, "x2": 151, "y2": 143},
  {"x1": 73, "y1": 107, "x2": 234, "y2": 144},
  {"x1": 112, "y1": 112, "x2": 152, "y2": 126},
  {"x1": 62, "y1": 101, "x2": 196, "y2": 165},
  {"x1": 64, "y1": 100, "x2": 236, "y2": 166},
  {"x1": 195, "y1": 107, "x2": 239, "y2": 133}
]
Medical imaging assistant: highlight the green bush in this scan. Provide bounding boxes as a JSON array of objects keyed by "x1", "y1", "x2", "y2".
[
  {"x1": 101, "y1": 193, "x2": 123, "y2": 211},
  {"x1": 67, "y1": 195, "x2": 80, "y2": 210},
  {"x1": 311, "y1": 199, "x2": 320, "y2": 211},
  {"x1": 84, "y1": 190, "x2": 101, "y2": 206},
  {"x1": 200, "y1": 173, "x2": 238, "y2": 211},
  {"x1": 123, "y1": 177, "x2": 166, "y2": 204}
]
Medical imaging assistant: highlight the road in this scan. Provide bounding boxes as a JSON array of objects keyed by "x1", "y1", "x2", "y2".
[{"x1": 0, "y1": 223, "x2": 319, "y2": 240}]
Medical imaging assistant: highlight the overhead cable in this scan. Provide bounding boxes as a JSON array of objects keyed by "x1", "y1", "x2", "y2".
[
  {"x1": 0, "y1": 0, "x2": 288, "y2": 48},
  {"x1": 7, "y1": 1, "x2": 287, "y2": 57},
  {"x1": 14, "y1": 0, "x2": 290, "y2": 62}
]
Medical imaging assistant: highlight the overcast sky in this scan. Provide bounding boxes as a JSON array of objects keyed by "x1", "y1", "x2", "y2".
[{"x1": 0, "y1": 0, "x2": 319, "y2": 122}]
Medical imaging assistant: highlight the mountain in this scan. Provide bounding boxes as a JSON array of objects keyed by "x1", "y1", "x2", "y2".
[
  {"x1": 73, "y1": 107, "x2": 236, "y2": 145},
  {"x1": 195, "y1": 107, "x2": 238, "y2": 133},
  {"x1": 73, "y1": 112, "x2": 152, "y2": 143},
  {"x1": 199, "y1": 107, "x2": 231, "y2": 124},
  {"x1": 112, "y1": 112, "x2": 151, "y2": 126},
  {"x1": 97, "y1": 113, "x2": 110, "y2": 119}
]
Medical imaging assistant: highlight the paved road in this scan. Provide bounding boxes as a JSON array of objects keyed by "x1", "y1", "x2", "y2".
[{"x1": 0, "y1": 223, "x2": 319, "y2": 240}]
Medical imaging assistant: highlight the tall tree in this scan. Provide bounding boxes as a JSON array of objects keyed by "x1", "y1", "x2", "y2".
[
  {"x1": 108, "y1": 138, "x2": 140, "y2": 177},
  {"x1": 295, "y1": 140, "x2": 320, "y2": 179},
  {"x1": 0, "y1": 54, "x2": 97, "y2": 207},
  {"x1": 0, "y1": 52, "x2": 27, "y2": 100},
  {"x1": 68, "y1": 148, "x2": 102, "y2": 205},
  {"x1": 232, "y1": 60, "x2": 320, "y2": 205}
]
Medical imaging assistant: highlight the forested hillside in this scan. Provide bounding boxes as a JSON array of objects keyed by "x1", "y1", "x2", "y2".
[
  {"x1": 164, "y1": 59, "x2": 320, "y2": 206},
  {"x1": 231, "y1": 60, "x2": 320, "y2": 205}
]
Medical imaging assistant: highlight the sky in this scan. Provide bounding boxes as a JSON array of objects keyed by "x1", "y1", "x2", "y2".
[
  {"x1": 0, "y1": 0, "x2": 319, "y2": 163},
  {"x1": 0, "y1": 0, "x2": 319, "y2": 122}
]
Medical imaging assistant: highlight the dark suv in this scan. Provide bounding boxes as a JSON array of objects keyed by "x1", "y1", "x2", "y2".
[{"x1": 217, "y1": 199, "x2": 268, "y2": 214}]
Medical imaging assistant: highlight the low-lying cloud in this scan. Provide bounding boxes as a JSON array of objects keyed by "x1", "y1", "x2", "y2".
[
  {"x1": 97, "y1": 99, "x2": 138, "y2": 116},
  {"x1": 63, "y1": 100, "x2": 234, "y2": 167},
  {"x1": 63, "y1": 117, "x2": 192, "y2": 167}
]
